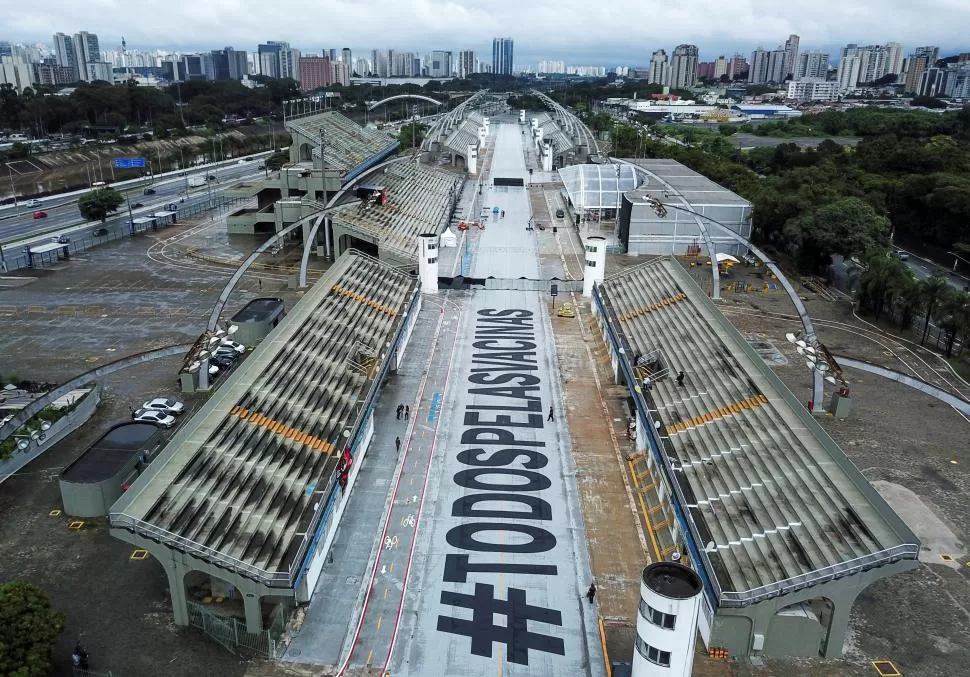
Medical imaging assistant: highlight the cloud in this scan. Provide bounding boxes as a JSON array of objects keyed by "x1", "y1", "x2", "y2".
[{"x1": 6, "y1": 0, "x2": 970, "y2": 64}]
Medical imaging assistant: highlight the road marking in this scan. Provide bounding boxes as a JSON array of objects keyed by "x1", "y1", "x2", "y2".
[
  {"x1": 366, "y1": 649, "x2": 373, "y2": 665},
  {"x1": 48, "y1": 509, "x2": 61, "y2": 517},
  {"x1": 130, "y1": 549, "x2": 149, "y2": 561},
  {"x1": 384, "y1": 587, "x2": 389, "y2": 600},
  {"x1": 376, "y1": 615, "x2": 383, "y2": 631},
  {"x1": 68, "y1": 520, "x2": 84, "y2": 530}
]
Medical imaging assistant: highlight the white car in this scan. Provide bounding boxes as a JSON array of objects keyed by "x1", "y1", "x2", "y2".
[
  {"x1": 142, "y1": 397, "x2": 185, "y2": 414},
  {"x1": 133, "y1": 409, "x2": 176, "y2": 428},
  {"x1": 24, "y1": 199, "x2": 42, "y2": 208},
  {"x1": 220, "y1": 338, "x2": 246, "y2": 354}
]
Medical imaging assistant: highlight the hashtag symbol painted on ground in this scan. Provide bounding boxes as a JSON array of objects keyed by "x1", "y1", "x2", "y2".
[{"x1": 436, "y1": 582, "x2": 565, "y2": 665}]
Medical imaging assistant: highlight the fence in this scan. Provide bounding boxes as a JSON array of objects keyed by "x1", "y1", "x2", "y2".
[
  {"x1": 0, "y1": 194, "x2": 240, "y2": 273},
  {"x1": 187, "y1": 600, "x2": 288, "y2": 658}
]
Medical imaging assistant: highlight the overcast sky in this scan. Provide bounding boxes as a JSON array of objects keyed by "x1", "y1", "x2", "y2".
[{"x1": 5, "y1": 0, "x2": 970, "y2": 65}]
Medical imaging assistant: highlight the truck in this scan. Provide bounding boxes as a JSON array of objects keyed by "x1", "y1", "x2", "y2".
[{"x1": 188, "y1": 175, "x2": 206, "y2": 187}]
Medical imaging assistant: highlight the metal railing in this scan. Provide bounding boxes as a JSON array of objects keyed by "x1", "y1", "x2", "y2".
[{"x1": 187, "y1": 600, "x2": 287, "y2": 658}]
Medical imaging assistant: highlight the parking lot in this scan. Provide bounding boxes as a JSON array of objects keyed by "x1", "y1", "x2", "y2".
[{"x1": 0, "y1": 217, "x2": 306, "y2": 676}]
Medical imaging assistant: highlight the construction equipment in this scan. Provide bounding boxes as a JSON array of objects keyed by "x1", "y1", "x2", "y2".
[{"x1": 557, "y1": 303, "x2": 575, "y2": 318}]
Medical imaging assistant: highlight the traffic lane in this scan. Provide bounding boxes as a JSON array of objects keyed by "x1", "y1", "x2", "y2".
[{"x1": 1, "y1": 166, "x2": 263, "y2": 242}]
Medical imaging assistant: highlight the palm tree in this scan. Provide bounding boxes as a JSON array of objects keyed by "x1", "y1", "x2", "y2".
[
  {"x1": 919, "y1": 276, "x2": 953, "y2": 346},
  {"x1": 857, "y1": 255, "x2": 906, "y2": 322},
  {"x1": 892, "y1": 274, "x2": 922, "y2": 331},
  {"x1": 939, "y1": 292, "x2": 970, "y2": 357}
]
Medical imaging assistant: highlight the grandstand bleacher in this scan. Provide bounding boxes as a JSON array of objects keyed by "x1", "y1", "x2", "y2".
[
  {"x1": 328, "y1": 161, "x2": 463, "y2": 263},
  {"x1": 593, "y1": 256, "x2": 919, "y2": 655},
  {"x1": 287, "y1": 111, "x2": 399, "y2": 179},
  {"x1": 110, "y1": 251, "x2": 420, "y2": 630}
]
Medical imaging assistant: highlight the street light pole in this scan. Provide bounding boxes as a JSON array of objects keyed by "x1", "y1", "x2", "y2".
[{"x1": 7, "y1": 164, "x2": 20, "y2": 217}]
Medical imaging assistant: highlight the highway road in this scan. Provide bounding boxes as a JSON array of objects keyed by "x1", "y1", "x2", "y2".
[
  {"x1": 899, "y1": 248, "x2": 970, "y2": 292},
  {"x1": 0, "y1": 158, "x2": 270, "y2": 245}
]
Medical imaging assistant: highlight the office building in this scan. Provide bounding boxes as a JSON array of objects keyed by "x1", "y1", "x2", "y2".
[
  {"x1": 258, "y1": 41, "x2": 296, "y2": 79},
  {"x1": 904, "y1": 55, "x2": 930, "y2": 94},
  {"x1": 949, "y1": 64, "x2": 970, "y2": 98},
  {"x1": 713, "y1": 56, "x2": 728, "y2": 79},
  {"x1": 332, "y1": 60, "x2": 350, "y2": 86},
  {"x1": 341, "y1": 48, "x2": 352, "y2": 65},
  {"x1": 787, "y1": 79, "x2": 839, "y2": 101},
  {"x1": 783, "y1": 34, "x2": 800, "y2": 79},
  {"x1": 648, "y1": 49, "x2": 669, "y2": 86},
  {"x1": 429, "y1": 50, "x2": 451, "y2": 78},
  {"x1": 670, "y1": 44, "x2": 699, "y2": 89},
  {"x1": 69, "y1": 31, "x2": 100, "y2": 82},
  {"x1": 299, "y1": 56, "x2": 332, "y2": 91},
  {"x1": 492, "y1": 37, "x2": 513, "y2": 75},
  {"x1": 765, "y1": 49, "x2": 788, "y2": 83},
  {"x1": 918, "y1": 67, "x2": 949, "y2": 97},
  {"x1": 795, "y1": 51, "x2": 829, "y2": 80},
  {"x1": 914, "y1": 45, "x2": 940, "y2": 65},
  {"x1": 458, "y1": 50, "x2": 476, "y2": 78},
  {"x1": 538, "y1": 60, "x2": 565, "y2": 74},
  {"x1": 160, "y1": 59, "x2": 186, "y2": 83},
  {"x1": 33, "y1": 59, "x2": 77, "y2": 86},
  {"x1": 211, "y1": 47, "x2": 248, "y2": 81},
  {"x1": 86, "y1": 61, "x2": 113, "y2": 82},
  {"x1": 182, "y1": 54, "x2": 212, "y2": 81}
]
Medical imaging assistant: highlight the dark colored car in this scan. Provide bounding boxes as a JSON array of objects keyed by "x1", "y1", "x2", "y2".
[
  {"x1": 555, "y1": 208, "x2": 565, "y2": 218},
  {"x1": 143, "y1": 188, "x2": 156, "y2": 195},
  {"x1": 132, "y1": 202, "x2": 144, "y2": 208}
]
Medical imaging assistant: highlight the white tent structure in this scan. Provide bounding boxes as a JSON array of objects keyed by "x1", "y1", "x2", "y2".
[{"x1": 558, "y1": 164, "x2": 641, "y2": 217}]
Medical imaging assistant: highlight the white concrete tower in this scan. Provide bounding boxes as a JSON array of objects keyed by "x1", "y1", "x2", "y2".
[
  {"x1": 418, "y1": 233, "x2": 439, "y2": 294},
  {"x1": 541, "y1": 140, "x2": 553, "y2": 172},
  {"x1": 482, "y1": 116, "x2": 490, "y2": 136},
  {"x1": 633, "y1": 562, "x2": 704, "y2": 677},
  {"x1": 466, "y1": 145, "x2": 478, "y2": 174},
  {"x1": 519, "y1": 109, "x2": 526, "y2": 123},
  {"x1": 582, "y1": 236, "x2": 606, "y2": 297}
]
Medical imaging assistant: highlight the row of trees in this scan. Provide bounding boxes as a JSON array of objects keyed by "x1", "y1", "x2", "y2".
[{"x1": 857, "y1": 256, "x2": 970, "y2": 356}]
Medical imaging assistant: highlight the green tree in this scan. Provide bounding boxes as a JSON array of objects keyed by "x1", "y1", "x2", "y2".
[
  {"x1": 397, "y1": 122, "x2": 427, "y2": 152},
  {"x1": 783, "y1": 197, "x2": 891, "y2": 271},
  {"x1": 77, "y1": 187, "x2": 124, "y2": 223},
  {"x1": 857, "y1": 254, "x2": 910, "y2": 322},
  {"x1": 264, "y1": 151, "x2": 288, "y2": 171},
  {"x1": 919, "y1": 276, "x2": 953, "y2": 345},
  {"x1": 938, "y1": 291, "x2": 970, "y2": 357},
  {"x1": 0, "y1": 582, "x2": 65, "y2": 677}
]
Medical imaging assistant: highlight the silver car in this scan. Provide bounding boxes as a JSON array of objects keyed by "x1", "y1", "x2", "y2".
[
  {"x1": 132, "y1": 409, "x2": 176, "y2": 428},
  {"x1": 142, "y1": 397, "x2": 185, "y2": 414}
]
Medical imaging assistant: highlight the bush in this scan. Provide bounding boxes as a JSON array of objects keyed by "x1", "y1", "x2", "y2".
[{"x1": 0, "y1": 582, "x2": 65, "y2": 677}]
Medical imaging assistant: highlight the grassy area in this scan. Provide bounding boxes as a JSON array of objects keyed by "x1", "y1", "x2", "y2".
[{"x1": 946, "y1": 355, "x2": 970, "y2": 384}]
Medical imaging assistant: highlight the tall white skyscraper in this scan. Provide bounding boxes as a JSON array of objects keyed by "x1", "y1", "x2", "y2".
[
  {"x1": 53, "y1": 32, "x2": 78, "y2": 80},
  {"x1": 837, "y1": 55, "x2": 862, "y2": 92},
  {"x1": 885, "y1": 42, "x2": 904, "y2": 76},
  {"x1": 670, "y1": 44, "x2": 699, "y2": 89},
  {"x1": 458, "y1": 50, "x2": 476, "y2": 78},
  {"x1": 784, "y1": 34, "x2": 800, "y2": 79},
  {"x1": 73, "y1": 31, "x2": 100, "y2": 82}
]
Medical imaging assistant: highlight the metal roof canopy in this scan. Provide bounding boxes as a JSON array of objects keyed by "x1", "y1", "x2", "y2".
[
  {"x1": 558, "y1": 163, "x2": 641, "y2": 211},
  {"x1": 28, "y1": 241, "x2": 68, "y2": 254},
  {"x1": 595, "y1": 257, "x2": 919, "y2": 607}
]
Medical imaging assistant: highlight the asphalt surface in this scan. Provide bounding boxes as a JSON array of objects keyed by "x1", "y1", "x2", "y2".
[
  {"x1": 899, "y1": 249, "x2": 970, "y2": 292},
  {"x1": 0, "y1": 160, "x2": 269, "y2": 244}
]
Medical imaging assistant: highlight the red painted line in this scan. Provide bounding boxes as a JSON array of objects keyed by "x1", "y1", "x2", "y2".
[
  {"x1": 381, "y1": 299, "x2": 462, "y2": 674},
  {"x1": 335, "y1": 298, "x2": 457, "y2": 676}
]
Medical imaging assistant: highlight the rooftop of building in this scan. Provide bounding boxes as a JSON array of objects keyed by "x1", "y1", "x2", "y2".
[
  {"x1": 329, "y1": 160, "x2": 462, "y2": 262},
  {"x1": 643, "y1": 562, "x2": 703, "y2": 600},
  {"x1": 62, "y1": 423, "x2": 162, "y2": 484},
  {"x1": 596, "y1": 257, "x2": 919, "y2": 606},
  {"x1": 624, "y1": 158, "x2": 751, "y2": 208},
  {"x1": 231, "y1": 297, "x2": 285, "y2": 323},
  {"x1": 110, "y1": 252, "x2": 419, "y2": 586}
]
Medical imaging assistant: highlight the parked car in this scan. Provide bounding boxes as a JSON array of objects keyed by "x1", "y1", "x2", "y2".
[
  {"x1": 212, "y1": 345, "x2": 240, "y2": 361},
  {"x1": 132, "y1": 202, "x2": 144, "y2": 208},
  {"x1": 92, "y1": 227, "x2": 108, "y2": 237},
  {"x1": 892, "y1": 250, "x2": 910, "y2": 261},
  {"x1": 132, "y1": 409, "x2": 176, "y2": 428},
  {"x1": 257, "y1": 164, "x2": 266, "y2": 170},
  {"x1": 141, "y1": 397, "x2": 185, "y2": 414},
  {"x1": 24, "y1": 199, "x2": 42, "y2": 208},
  {"x1": 210, "y1": 355, "x2": 235, "y2": 370},
  {"x1": 207, "y1": 175, "x2": 216, "y2": 181},
  {"x1": 220, "y1": 338, "x2": 246, "y2": 354},
  {"x1": 143, "y1": 188, "x2": 156, "y2": 195},
  {"x1": 555, "y1": 208, "x2": 565, "y2": 218},
  {"x1": 32, "y1": 211, "x2": 47, "y2": 219}
]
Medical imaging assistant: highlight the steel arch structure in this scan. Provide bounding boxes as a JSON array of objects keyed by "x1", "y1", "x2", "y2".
[{"x1": 366, "y1": 94, "x2": 443, "y2": 111}]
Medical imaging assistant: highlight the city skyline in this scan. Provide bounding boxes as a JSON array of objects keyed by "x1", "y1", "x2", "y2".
[{"x1": 5, "y1": 0, "x2": 970, "y2": 66}]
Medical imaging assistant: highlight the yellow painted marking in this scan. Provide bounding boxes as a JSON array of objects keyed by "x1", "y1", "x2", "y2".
[
  {"x1": 366, "y1": 649, "x2": 373, "y2": 665},
  {"x1": 332, "y1": 285, "x2": 399, "y2": 317},
  {"x1": 390, "y1": 562, "x2": 395, "y2": 573},
  {"x1": 940, "y1": 554, "x2": 954, "y2": 562},
  {"x1": 231, "y1": 408, "x2": 336, "y2": 455},
  {"x1": 871, "y1": 660, "x2": 901, "y2": 677},
  {"x1": 628, "y1": 460, "x2": 662, "y2": 561},
  {"x1": 598, "y1": 618, "x2": 613, "y2": 677},
  {"x1": 376, "y1": 615, "x2": 383, "y2": 631},
  {"x1": 668, "y1": 393, "x2": 770, "y2": 436},
  {"x1": 130, "y1": 549, "x2": 149, "y2": 561},
  {"x1": 384, "y1": 587, "x2": 389, "y2": 600},
  {"x1": 68, "y1": 520, "x2": 84, "y2": 530},
  {"x1": 48, "y1": 509, "x2": 61, "y2": 517}
]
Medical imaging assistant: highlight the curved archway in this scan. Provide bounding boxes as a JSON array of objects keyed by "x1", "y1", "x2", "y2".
[
  {"x1": 366, "y1": 94, "x2": 443, "y2": 111},
  {"x1": 298, "y1": 142, "x2": 312, "y2": 162}
]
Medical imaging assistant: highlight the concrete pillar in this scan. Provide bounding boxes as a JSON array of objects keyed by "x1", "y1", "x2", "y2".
[
  {"x1": 467, "y1": 145, "x2": 478, "y2": 175},
  {"x1": 418, "y1": 233, "x2": 439, "y2": 294},
  {"x1": 542, "y1": 141, "x2": 553, "y2": 172},
  {"x1": 243, "y1": 592, "x2": 263, "y2": 634},
  {"x1": 822, "y1": 594, "x2": 858, "y2": 658},
  {"x1": 583, "y1": 236, "x2": 607, "y2": 297},
  {"x1": 164, "y1": 563, "x2": 189, "y2": 627}
]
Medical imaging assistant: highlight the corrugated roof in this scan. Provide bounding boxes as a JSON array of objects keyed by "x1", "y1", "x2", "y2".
[{"x1": 596, "y1": 257, "x2": 919, "y2": 606}]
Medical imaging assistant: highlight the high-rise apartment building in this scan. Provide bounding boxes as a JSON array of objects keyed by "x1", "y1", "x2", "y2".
[
  {"x1": 783, "y1": 34, "x2": 799, "y2": 79},
  {"x1": 73, "y1": 31, "x2": 100, "y2": 82},
  {"x1": 713, "y1": 56, "x2": 728, "y2": 79},
  {"x1": 210, "y1": 47, "x2": 248, "y2": 81},
  {"x1": 765, "y1": 49, "x2": 788, "y2": 83},
  {"x1": 903, "y1": 54, "x2": 930, "y2": 94},
  {"x1": 342, "y1": 48, "x2": 352, "y2": 65},
  {"x1": 458, "y1": 50, "x2": 476, "y2": 78},
  {"x1": 670, "y1": 44, "x2": 699, "y2": 89},
  {"x1": 492, "y1": 37, "x2": 513, "y2": 75},
  {"x1": 648, "y1": 49, "x2": 669, "y2": 86},
  {"x1": 885, "y1": 42, "x2": 905, "y2": 75},
  {"x1": 728, "y1": 54, "x2": 747, "y2": 79},
  {"x1": 258, "y1": 42, "x2": 283, "y2": 78},
  {"x1": 299, "y1": 56, "x2": 332, "y2": 91},
  {"x1": 837, "y1": 55, "x2": 862, "y2": 92},
  {"x1": 0, "y1": 56, "x2": 33, "y2": 94},
  {"x1": 914, "y1": 46, "x2": 940, "y2": 65},
  {"x1": 332, "y1": 61, "x2": 350, "y2": 86},
  {"x1": 795, "y1": 51, "x2": 829, "y2": 80},
  {"x1": 538, "y1": 60, "x2": 566, "y2": 74},
  {"x1": 53, "y1": 32, "x2": 78, "y2": 81},
  {"x1": 748, "y1": 48, "x2": 768, "y2": 83}
]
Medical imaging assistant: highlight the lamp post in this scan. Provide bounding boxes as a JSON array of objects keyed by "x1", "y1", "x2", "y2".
[{"x1": 7, "y1": 164, "x2": 20, "y2": 217}]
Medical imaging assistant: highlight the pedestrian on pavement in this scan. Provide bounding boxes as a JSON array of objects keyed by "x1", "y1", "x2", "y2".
[
  {"x1": 404, "y1": 405, "x2": 410, "y2": 420},
  {"x1": 395, "y1": 436, "x2": 401, "y2": 452},
  {"x1": 547, "y1": 405, "x2": 554, "y2": 422},
  {"x1": 676, "y1": 371, "x2": 685, "y2": 387},
  {"x1": 586, "y1": 582, "x2": 597, "y2": 604},
  {"x1": 501, "y1": 210, "x2": 505, "y2": 218},
  {"x1": 128, "y1": 404, "x2": 133, "y2": 414},
  {"x1": 258, "y1": 278, "x2": 262, "y2": 290},
  {"x1": 396, "y1": 404, "x2": 403, "y2": 420}
]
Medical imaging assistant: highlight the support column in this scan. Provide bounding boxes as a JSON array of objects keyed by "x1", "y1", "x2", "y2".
[
  {"x1": 164, "y1": 563, "x2": 189, "y2": 627},
  {"x1": 822, "y1": 594, "x2": 858, "y2": 658},
  {"x1": 243, "y1": 592, "x2": 263, "y2": 634}
]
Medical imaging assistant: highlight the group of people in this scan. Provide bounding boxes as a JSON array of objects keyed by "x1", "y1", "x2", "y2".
[{"x1": 395, "y1": 403, "x2": 410, "y2": 420}]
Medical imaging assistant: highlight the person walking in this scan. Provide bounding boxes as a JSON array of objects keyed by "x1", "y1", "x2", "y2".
[
  {"x1": 547, "y1": 405, "x2": 554, "y2": 422},
  {"x1": 396, "y1": 404, "x2": 403, "y2": 420},
  {"x1": 404, "y1": 405, "x2": 410, "y2": 421},
  {"x1": 257, "y1": 278, "x2": 262, "y2": 290},
  {"x1": 586, "y1": 582, "x2": 597, "y2": 604},
  {"x1": 676, "y1": 371, "x2": 685, "y2": 387},
  {"x1": 395, "y1": 436, "x2": 401, "y2": 452}
]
